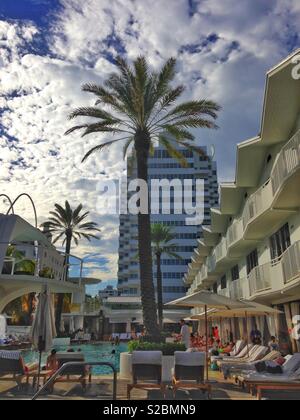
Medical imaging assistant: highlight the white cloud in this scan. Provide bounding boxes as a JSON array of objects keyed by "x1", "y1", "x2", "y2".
[{"x1": 1, "y1": 0, "x2": 300, "y2": 294}]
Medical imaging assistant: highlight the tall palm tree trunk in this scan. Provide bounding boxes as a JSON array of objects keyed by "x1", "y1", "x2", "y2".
[
  {"x1": 55, "y1": 233, "x2": 71, "y2": 334},
  {"x1": 156, "y1": 252, "x2": 163, "y2": 330},
  {"x1": 135, "y1": 133, "x2": 159, "y2": 338}
]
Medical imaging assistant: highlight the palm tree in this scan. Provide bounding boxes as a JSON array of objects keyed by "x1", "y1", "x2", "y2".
[
  {"x1": 151, "y1": 223, "x2": 182, "y2": 329},
  {"x1": 41, "y1": 201, "x2": 100, "y2": 332},
  {"x1": 65, "y1": 56, "x2": 220, "y2": 337}
]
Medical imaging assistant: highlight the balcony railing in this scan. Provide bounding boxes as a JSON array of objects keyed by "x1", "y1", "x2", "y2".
[
  {"x1": 281, "y1": 241, "x2": 300, "y2": 284},
  {"x1": 242, "y1": 181, "x2": 272, "y2": 230},
  {"x1": 248, "y1": 262, "x2": 272, "y2": 296},
  {"x1": 215, "y1": 237, "x2": 228, "y2": 262},
  {"x1": 227, "y1": 219, "x2": 243, "y2": 246},
  {"x1": 218, "y1": 288, "x2": 229, "y2": 297},
  {"x1": 1, "y1": 241, "x2": 84, "y2": 284},
  {"x1": 272, "y1": 129, "x2": 300, "y2": 196},
  {"x1": 230, "y1": 278, "x2": 246, "y2": 300}
]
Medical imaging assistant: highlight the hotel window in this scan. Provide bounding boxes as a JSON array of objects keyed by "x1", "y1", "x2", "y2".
[
  {"x1": 231, "y1": 265, "x2": 239, "y2": 281},
  {"x1": 246, "y1": 249, "x2": 258, "y2": 275},
  {"x1": 270, "y1": 223, "x2": 291, "y2": 260},
  {"x1": 220, "y1": 275, "x2": 227, "y2": 290}
]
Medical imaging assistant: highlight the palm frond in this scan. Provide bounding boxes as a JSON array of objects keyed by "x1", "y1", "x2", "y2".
[
  {"x1": 158, "y1": 134, "x2": 189, "y2": 168},
  {"x1": 161, "y1": 125, "x2": 195, "y2": 141},
  {"x1": 82, "y1": 137, "x2": 130, "y2": 163},
  {"x1": 68, "y1": 107, "x2": 119, "y2": 121}
]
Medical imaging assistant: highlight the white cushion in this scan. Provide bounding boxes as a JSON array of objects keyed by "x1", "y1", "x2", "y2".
[
  {"x1": 132, "y1": 351, "x2": 162, "y2": 365},
  {"x1": 282, "y1": 353, "x2": 300, "y2": 375},
  {"x1": 0, "y1": 350, "x2": 21, "y2": 360},
  {"x1": 175, "y1": 351, "x2": 206, "y2": 366}
]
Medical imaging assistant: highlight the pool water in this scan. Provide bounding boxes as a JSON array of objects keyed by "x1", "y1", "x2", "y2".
[{"x1": 22, "y1": 342, "x2": 128, "y2": 375}]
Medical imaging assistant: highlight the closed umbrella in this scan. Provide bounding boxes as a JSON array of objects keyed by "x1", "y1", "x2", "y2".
[
  {"x1": 60, "y1": 317, "x2": 65, "y2": 334},
  {"x1": 167, "y1": 291, "x2": 248, "y2": 380},
  {"x1": 69, "y1": 316, "x2": 75, "y2": 334},
  {"x1": 30, "y1": 284, "x2": 56, "y2": 389}
]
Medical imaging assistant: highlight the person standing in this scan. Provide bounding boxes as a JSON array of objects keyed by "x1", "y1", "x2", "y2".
[{"x1": 179, "y1": 319, "x2": 191, "y2": 350}]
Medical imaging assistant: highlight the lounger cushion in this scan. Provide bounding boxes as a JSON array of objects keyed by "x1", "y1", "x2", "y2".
[
  {"x1": 132, "y1": 351, "x2": 162, "y2": 365},
  {"x1": 222, "y1": 344, "x2": 255, "y2": 362},
  {"x1": 282, "y1": 353, "x2": 300, "y2": 375},
  {"x1": 0, "y1": 351, "x2": 21, "y2": 360},
  {"x1": 175, "y1": 351, "x2": 205, "y2": 366}
]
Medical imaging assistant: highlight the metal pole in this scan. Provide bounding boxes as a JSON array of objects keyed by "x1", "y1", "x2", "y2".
[
  {"x1": 37, "y1": 350, "x2": 42, "y2": 391},
  {"x1": 245, "y1": 311, "x2": 250, "y2": 357},
  {"x1": 205, "y1": 305, "x2": 209, "y2": 381}
]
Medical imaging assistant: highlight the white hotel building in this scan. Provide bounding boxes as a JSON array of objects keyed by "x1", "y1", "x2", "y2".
[{"x1": 184, "y1": 51, "x2": 300, "y2": 351}]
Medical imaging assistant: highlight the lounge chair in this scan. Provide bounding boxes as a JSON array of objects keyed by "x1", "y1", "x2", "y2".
[
  {"x1": 220, "y1": 347, "x2": 272, "y2": 379},
  {"x1": 218, "y1": 344, "x2": 257, "y2": 369},
  {"x1": 172, "y1": 351, "x2": 212, "y2": 399},
  {"x1": 49, "y1": 352, "x2": 92, "y2": 392},
  {"x1": 237, "y1": 353, "x2": 300, "y2": 397},
  {"x1": 256, "y1": 371, "x2": 300, "y2": 400},
  {"x1": 231, "y1": 351, "x2": 282, "y2": 382},
  {"x1": 127, "y1": 351, "x2": 166, "y2": 400},
  {"x1": 0, "y1": 351, "x2": 52, "y2": 389}
]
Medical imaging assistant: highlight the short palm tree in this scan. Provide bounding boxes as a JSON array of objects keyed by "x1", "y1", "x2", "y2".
[
  {"x1": 151, "y1": 224, "x2": 181, "y2": 329},
  {"x1": 41, "y1": 201, "x2": 100, "y2": 332},
  {"x1": 65, "y1": 56, "x2": 220, "y2": 337}
]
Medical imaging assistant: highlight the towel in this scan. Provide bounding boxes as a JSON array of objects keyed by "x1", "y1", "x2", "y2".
[{"x1": 0, "y1": 350, "x2": 21, "y2": 360}]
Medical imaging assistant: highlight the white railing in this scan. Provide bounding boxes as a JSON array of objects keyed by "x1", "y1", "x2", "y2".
[
  {"x1": 230, "y1": 278, "x2": 246, "y2": 300},
  {"x1": 199, "y1": 264, "x2": 208, "y2": 281},
  {"x1": 272, "y1": 129, "x2": 300, "y2": 195},
  {"x1": 227, "y1": 219, "x2": 243, "y2": 246},
  {"x1": 1, "y1": 242, "x2": 84, "y2": 283},
  {"x1": 281, "y1": 241, "x2": 300, "y2": 284},
  {"x1": 215, "y1": 237, "x2": 227, "y2": 262},
  {"x1": 219, "y1": 288, "x2": 229, "y2": 297},
  {"x1": 242, "y1": 181, "x2": 272, "y2": 229},
  {"x1": 207, "y1": 254, "x2": 216, "y2": 273},
  {"x1": 248, "y1": 262, "x2": 272, "y2": 296}
]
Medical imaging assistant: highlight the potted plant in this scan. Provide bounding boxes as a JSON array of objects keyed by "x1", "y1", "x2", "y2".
[
  {"x1": 39, "y1": 267, "x2": 54, "y2": 279},
  {"x1": 14, "y1": 259, "x2": 36, "y2": 276}
]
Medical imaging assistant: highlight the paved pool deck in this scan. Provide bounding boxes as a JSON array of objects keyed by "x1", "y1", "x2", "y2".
[{"x1": 0, "y1": 371, "x2": 299, "y2": 400}]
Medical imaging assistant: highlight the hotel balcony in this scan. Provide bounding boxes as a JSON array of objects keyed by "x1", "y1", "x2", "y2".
[
  {"x1": 229, "y1": 277, "x2": 248, "y2": 300},
  {"x1": 198, "y1": 130, "x2": 300, "y2": 284},
  {"x1": 215, "y1": 241, "x2": 300, "y2": 303}
]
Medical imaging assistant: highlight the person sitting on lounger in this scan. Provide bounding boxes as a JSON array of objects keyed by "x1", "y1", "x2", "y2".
[
  {"x1": 250, "y1": 325, "x2": 262, "y2": 345},
  {"x1": 46, "y1": 349, "x2": 58, "y2": 372},
  {"x1": 219, "y1": 342, "x2": 234, "y2": 355},
  {"x1": 268, "y1": 336, "x2": 280, "y2": 352}
]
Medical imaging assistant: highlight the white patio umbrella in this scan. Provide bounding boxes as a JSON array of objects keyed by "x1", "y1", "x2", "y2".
[
  {"x1": 167, "y1": 291, "x2": 249, "y2": 380},
  {"x1": 30, "y1": 284, "x2": 56, "y2": 389}
]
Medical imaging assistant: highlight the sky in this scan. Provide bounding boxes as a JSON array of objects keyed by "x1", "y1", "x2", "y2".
[{"x1": 0, "y1": 0, "x2": 300, "y2": 295}]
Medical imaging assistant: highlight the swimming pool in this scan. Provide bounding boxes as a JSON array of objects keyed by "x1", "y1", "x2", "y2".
[{"x1": 22, "y1": 342, "x2": 128, "y2": 375}]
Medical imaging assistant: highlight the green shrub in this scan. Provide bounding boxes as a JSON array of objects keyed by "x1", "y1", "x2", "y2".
[{"x1": 128, "y1": 340, "x2": 186, "y2": 356}]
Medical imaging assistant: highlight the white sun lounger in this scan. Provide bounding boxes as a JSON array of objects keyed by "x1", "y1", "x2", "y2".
[
  {"x1": 221, "y1": 346, "x2": 269, "y2": 378},
  {"x1": 239, "y1": 353, "x2": 300, "y2": 384}
]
